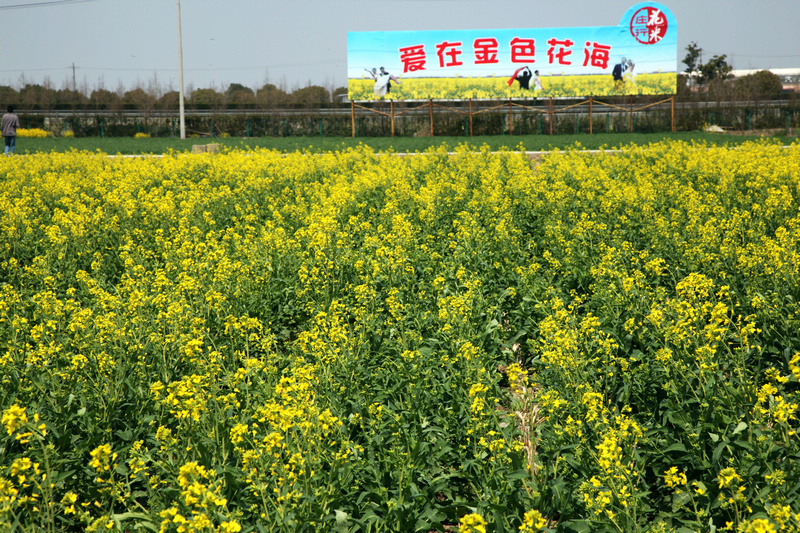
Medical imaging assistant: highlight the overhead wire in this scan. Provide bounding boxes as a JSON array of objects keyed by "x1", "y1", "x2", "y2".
[{"x1": 0, "y1": 0, "x2": 94, "y2": 9}]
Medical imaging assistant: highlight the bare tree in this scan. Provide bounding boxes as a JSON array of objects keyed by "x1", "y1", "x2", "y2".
[{"x1": 148, "y1": 71, "x2": 165, "y2": 101}]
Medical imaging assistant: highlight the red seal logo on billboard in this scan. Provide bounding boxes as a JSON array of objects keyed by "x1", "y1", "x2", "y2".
[{"x1": 630, "y1": 7, "x2": 668, "y2": 44}]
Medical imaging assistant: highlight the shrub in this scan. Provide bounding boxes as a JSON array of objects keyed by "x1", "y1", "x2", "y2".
[{"x1": 16, "y1": 127, "x2": 51, "y2": 138}]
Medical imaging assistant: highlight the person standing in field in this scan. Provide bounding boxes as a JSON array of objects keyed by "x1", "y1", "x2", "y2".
[
  {"x1": 510, "y1": 66, "x2": 533, "y2": 89},
  {"x1": 612, "y1": 57, "x2": 628, "y2": 90},
  {"x1": 365, "y1": 68, "x2": 384, "y2": 97},
  {"x1": 2, "y1": 105, "x2": 20, "y2": 156},
  {"x1": 624, "y1": 59, "x2": 637, "y2": 85},
  {"x1": 532, "y1": 70, "x2": 543, "y2": 101},
  {"x1": 372, "y1": 66, "x2": 400, "y2": 98},
  {"x1": 532, "y1": 70, "x2": 543, "y2": 91},
  {"x1": 367, "y1": 67, "x2": 391, "y2": 97},
  {"x1": 380, "y1": 67, "x2": 401, "y2": 93}
]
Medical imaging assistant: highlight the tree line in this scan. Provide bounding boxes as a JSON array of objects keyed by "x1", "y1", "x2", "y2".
[
  {"x1": 2, "y1": 74, "x2": 788, "y2": 114},
  {"x1": 0, "y1": 82, "x2": 349, "y2": 112},
  {"x1": 0, "y1": 44, "x2": 793, "y2": 113}
]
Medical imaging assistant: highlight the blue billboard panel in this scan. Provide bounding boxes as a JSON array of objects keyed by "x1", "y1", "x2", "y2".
[{"x1": 348, "y1": 2, "x2": 677, "y2": 100}]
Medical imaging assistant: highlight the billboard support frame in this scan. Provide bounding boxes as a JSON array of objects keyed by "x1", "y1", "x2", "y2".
[
  {"x1": 351, "y1": 99, "x2": 432, "y2": 137},
  {"x1": 545, "y1": 95, "x2": 676, "y2": 134},
  {"x1": 348, "y1": 95, "x2": 675, "y2": 137}
]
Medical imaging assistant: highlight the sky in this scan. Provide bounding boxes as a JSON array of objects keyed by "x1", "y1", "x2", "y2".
[{"x1": 2, "y1": 0, "x2": 799, "y2": 95}]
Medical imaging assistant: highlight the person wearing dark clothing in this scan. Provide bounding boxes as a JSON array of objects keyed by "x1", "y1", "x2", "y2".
[
  {"x1": 515, "y1": 67, "x2": 533, "y2": 89},
  {"x1": 612, "y1": 57, "x2": 627, "y2": 83}
]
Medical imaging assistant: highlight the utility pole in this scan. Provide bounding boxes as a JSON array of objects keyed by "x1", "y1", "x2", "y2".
[
  {"x1": 177, "y1": 0, "x2": 186, "y2": 139},
  {"x1": 72, "y1": 63, "x2": 76, "y2": 91}
]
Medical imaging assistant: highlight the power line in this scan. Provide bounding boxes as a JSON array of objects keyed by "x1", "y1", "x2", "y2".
[
  {"x1": 0, "y1": 0, "x2": 94, "y2": 9},
  {"x1": 0, "y1": 60, "x2": 339, "y2": 75},
  {"x1": 733, "y1": 54, "x2": 800, "y2": 59}
]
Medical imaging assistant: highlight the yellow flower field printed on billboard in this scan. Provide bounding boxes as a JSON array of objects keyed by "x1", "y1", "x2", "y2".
[{"x1": 348, "y1": 71, "x2": 676, "y2": 100}]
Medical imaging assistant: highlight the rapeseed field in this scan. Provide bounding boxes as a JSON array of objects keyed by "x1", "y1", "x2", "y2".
[{"x1": 1, "y1": 140, "x2": 799, "y2": 532}]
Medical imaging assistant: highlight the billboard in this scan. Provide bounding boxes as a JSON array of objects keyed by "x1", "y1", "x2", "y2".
[{"x1": 347, "y1": 2, "x2": 676, "y2": 101}]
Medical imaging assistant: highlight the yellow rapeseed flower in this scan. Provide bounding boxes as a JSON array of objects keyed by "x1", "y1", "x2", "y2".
[
  {"x1": 459, "y1": 513, "x2": 487, "y2": 533},
  {"x1": 519, "y1": 509, "x2": 548, "y2": 532},
  {"x1": 664, "y1": 466, "x2": 688, "y2": 488},
  {"x1": 89, "y1": 444, "x2": 118, "y2": 474},
  {"x1": 2, "y1": 405, "x2": 27, "y2": 436}
]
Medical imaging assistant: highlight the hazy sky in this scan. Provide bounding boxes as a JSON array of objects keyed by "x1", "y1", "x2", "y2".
[{"x1": 2, "y1": 0, "x2": 799, "y2": 94}]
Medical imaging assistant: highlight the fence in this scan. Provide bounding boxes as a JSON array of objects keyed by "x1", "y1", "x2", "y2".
[{"x1": 18, "y1": 97, "x2": 799, "y2": 138}]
